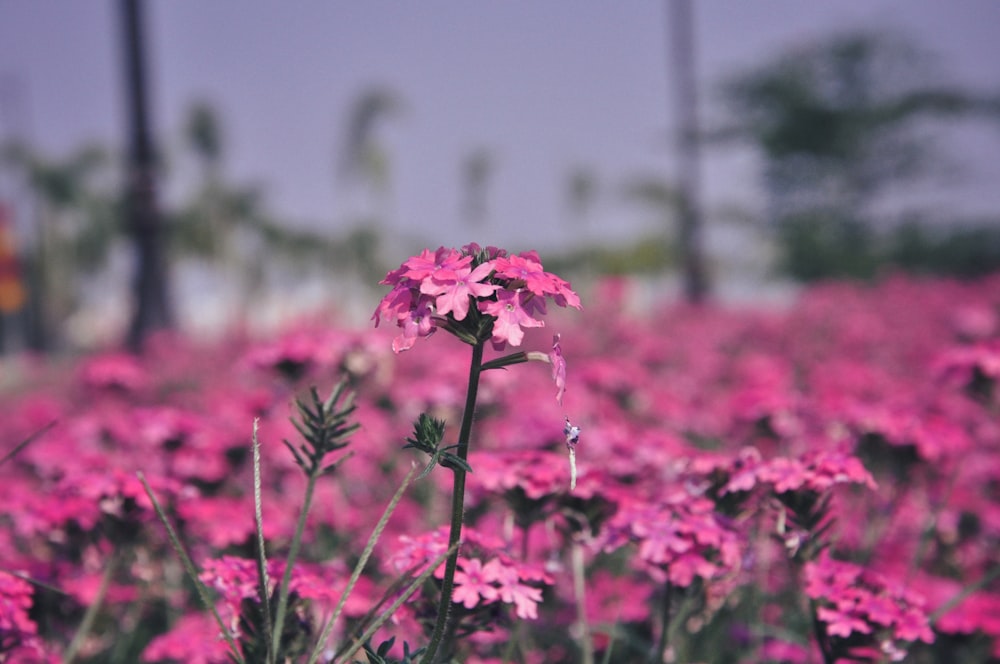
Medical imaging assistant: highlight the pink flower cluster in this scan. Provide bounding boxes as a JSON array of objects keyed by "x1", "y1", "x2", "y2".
[
  {"x1": 373, "y1": 245, "x2": 581, "y2": 352},
  {"x1": 1, "y1": 270, "x2": 999, "y2": 662},
  {"x1": 599, "y1": 490, "x2": 741, "y2": 588},
  {"x1": 757, "y1": 449, "x2": 878, "y2": 496},
  {"x1": 805, "y1": 550, "x2": 934, "y2": 661},
  {"x1": 390, "y1": 526, "x2": 553, "y2": 620},
  {"x1": 0, "y1": 571, "x2": 53, "y2": 663}
]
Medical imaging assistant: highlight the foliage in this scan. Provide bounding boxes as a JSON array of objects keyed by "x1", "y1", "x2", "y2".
[{"x1": 718, "y1": 29, "x2": 1000, "y2": 282}]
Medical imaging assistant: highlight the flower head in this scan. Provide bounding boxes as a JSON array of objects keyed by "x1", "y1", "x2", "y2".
[
  {"x1": 374, "y1": 245, "x2": 581, "y2": 353},
  {"x1": 805, "y1": 551, "x2": 934, "y2": 661}
]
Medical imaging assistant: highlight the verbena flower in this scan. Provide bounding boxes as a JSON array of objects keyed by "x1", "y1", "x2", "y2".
[
  {"x1": 388, "y1": 526, "x2": 553, "y2": 620},
  {"x1": 599, "y1": 491, "x2": 741, "y2": 588},
  {"x1": 141, "y1": 611, "x2": 231, "y2": 664},
  {"x1": 804, "y1": 551, "x2": 934, "y2": 661},
  {"x1": 0, "y1": 571, "x2": 51, "y2": 662},
  {"x1": 373, "y1": 244, "x2": 581, "y2": 352}
]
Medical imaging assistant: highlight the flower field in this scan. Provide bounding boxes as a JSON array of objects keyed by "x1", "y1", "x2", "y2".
[{"x1": 2, "y1": 255, "x2": 999, "y2": 663}]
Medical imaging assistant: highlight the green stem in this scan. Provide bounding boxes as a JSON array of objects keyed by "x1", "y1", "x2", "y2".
[
  {"x1": 64, "y1": 551, "x2": 118, "y2": 664},
  {"x1": 929, "y1": 563, "x2": 1000, "y2": 623},
  {"x1": 650, "y1": 580, "x2": 672, "y2": 664},
  {"x1": 250, "y1": 419, "x2": 275, "y2": 663},
  {"x1": 810, "y1": 598, "x2": 836, "y2": 664},
  {"x1": 270, "y1": 469, "x2": 319, "y2": 662},
  {"x1": 571, "y1": 541, "x2": 594, "y2": 664},
  {"x1": 421, "y1": 341, "x2": 485, "y2": 664},
  {"x1": 339, "y1": 543, "x2": 458, "y2": 664},
  {"x1": 138, "y1": 472, "x2": 246, "y2": 664},
  {"x1": 306, "y1": 465, "x2": 417, "y2": 664}
]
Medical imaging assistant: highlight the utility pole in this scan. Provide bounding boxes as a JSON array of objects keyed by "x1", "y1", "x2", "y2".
[
  {"x1": 667, "y1": 0, "x2": 709, "y2": 303},
  {"x1": 120, "y1": 0, "x2": 173, "y2": 350}
]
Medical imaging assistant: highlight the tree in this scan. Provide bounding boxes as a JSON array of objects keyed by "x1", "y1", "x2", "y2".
[
  {"x1": 460, "y1": 147, "x2": 493, "y2": 227},
  {"x1": 0, "y1": 141, "x2": 114, "y2": 350},
  {"x1": 335, "y1": 86, "x2": 404, "y2": 276},
  {"x1": 718, "y1": 30, "x2": 1000, "y2": 280},
  {"x1": 337, "y1": 87, "x2": 403, "y2": 220}
]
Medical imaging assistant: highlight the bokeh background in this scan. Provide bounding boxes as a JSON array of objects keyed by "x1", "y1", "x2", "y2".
[{"x1": 1, "y1": 1, "x2": 999, "y2": 351}]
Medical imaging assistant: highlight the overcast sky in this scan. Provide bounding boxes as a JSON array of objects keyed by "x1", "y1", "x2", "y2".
[{"x1": 2, "y1": 1, "x2": 999, "y2": 256}]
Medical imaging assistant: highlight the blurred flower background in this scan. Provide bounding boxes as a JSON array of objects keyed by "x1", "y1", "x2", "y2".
[{"x1": 0, "y1": 0, "x2": 999, "y2": 351}]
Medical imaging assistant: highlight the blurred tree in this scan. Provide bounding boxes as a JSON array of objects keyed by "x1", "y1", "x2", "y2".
[
  {"x1": 184, "y1": 101, "x2": 223, "y2": 176},
  {"x1": 621, "y1": 177, "x2": 681, "y2": 268},
  {"x1": 0, "y1": 141, "x2": 115, "y2": 350},
  {"x1": 173, "y1": 101, "x2": 360, "y2": 325},
  {"x1": 337, "y1": 87, "x2": 402, "y2": 211},
  {"x1": 336, "y1": 86, "x2": 404, "y2": 275},
  {"x1": 565, "y1": 165, "x2": 599, "y2": 225},
  {"x1": 718, "y1": 30, "x2": 1000, "y2": 280},
  {"x1": 460, "y1": 147, "x2": 493, "y2": 227}
]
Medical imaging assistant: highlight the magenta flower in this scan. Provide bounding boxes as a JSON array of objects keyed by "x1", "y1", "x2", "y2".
[
  {"x1": 0, "y1": 571, "x2": 48, "y2": 661},
  {"x1": 421, "y1": 260, "x2": 499, "y2": 321},
  {"x1": 549, "y1": 334, "x2": 566, "y2": 404},
  {"x1": 599, "y1": 493, "x2": 741, "y2": 588},
  {"x1": 479, "y1": 289, "x2": 544, "y2": 348},
  {"x1": 451, "y1": 558, "x2": 500, "y2": 609},
  {"x1": 392, "y1": 296, "x2": 438, "y2": 353},
  {"x1": 374, "y1": 244, "x2": 580, "y2": 352},
  {"x1": 804, "y1": 551, "x2": 934, "y2": 660},
  {"x1": 142, "y1": 611, "x2": 231, "y2": 664},
  {"x1": 490, "y1": 560, "x2": 545, "y2": 620}
]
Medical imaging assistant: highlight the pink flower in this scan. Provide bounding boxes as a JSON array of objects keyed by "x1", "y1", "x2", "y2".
[
  {"x1": 0, "y1": 571, "x2": 41, "y2": 652},
  {"x1": 141, "y1": 611, "x2": 232, "y2": 664},
  {"x1": 374, "y1": 245, "x2": 580, "y2": 352},
  {"x1": 400, "y1": 246, "x2": 470, "y2": 282},
  {"x1": 805, "y1": 551, "x2": 934, "y2": 658},
  {"x1": 492, "y1": 253, "x2": 554, "y2": 297},
  {"x1": 489, "y1": 560, "x2": 545, "y2": 620},
  {"x1": 452, "y1": 558, "x2": 500, "y2": 609},
  {"x1": 421, "y1": 260, "x2": 498, "y2": 321},
  {"x1": 480, "y1": 289, "x2": 544, "y2": 348},
  {"x1": 549, "y1": 334, "x2": 566, "y2": 404},
  {"x1": 392, "y1": 296, "x2": 437, "y2": 353}
]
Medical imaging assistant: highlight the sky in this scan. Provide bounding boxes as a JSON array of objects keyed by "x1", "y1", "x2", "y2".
[{"x1": 2, "y1": 1, "x2": 1000, "y2": 259}]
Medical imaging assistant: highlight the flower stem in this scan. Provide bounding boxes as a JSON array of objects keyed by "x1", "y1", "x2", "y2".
[
  {"x1": 270, "y1": 467, "x2": 319, "y2": 662},
  {"x1": 650, "y1": 580, "x2": 672, "y2": 664},
  {"x1": 422, "y1": 341, "x2": 485, "y2": 664},
  {"x1": 571, "y1": 540, "x2": 594, "y2": 664}
]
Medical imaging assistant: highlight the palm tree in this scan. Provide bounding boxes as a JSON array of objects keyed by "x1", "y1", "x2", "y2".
[
  {"x1": 460, "y1": 147, "x2": 494, "y2": 227},
  {"x1": 335, "y1": 86, "x2": 403, "y2": 271},
  {"x1": 666, "y1": 0, "x2": 709, "y2": 303},
  {"x1": 120, "y1": 0, "x2": 173, "y2": 349},
  {"x1": 565, "y1": 165, "x2": 599, "y2": 226}
]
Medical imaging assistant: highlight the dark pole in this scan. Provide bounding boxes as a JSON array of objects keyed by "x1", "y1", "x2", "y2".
[
  {"x1": 667, "y1": 0, "x2": 709, "y2": 303},
  {"x1": 120, "y1": 0, "x2": 173, "y2": 351}
]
